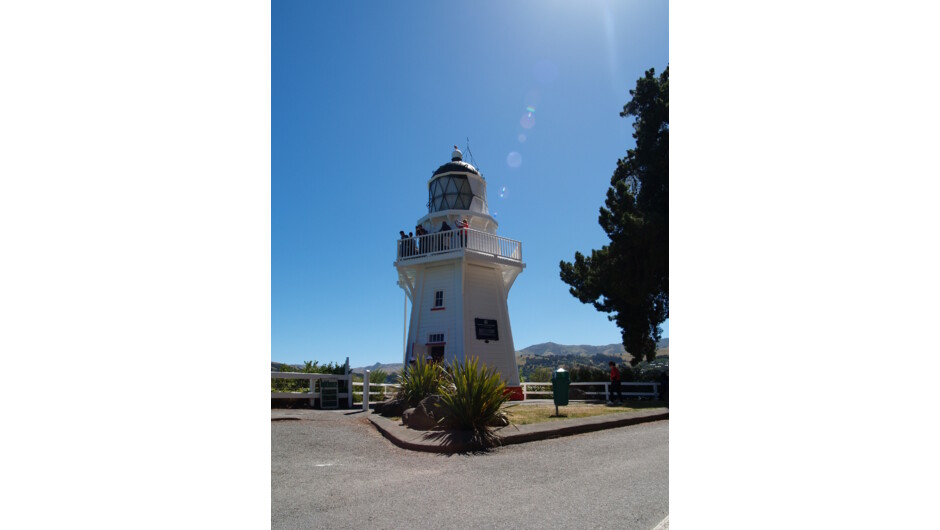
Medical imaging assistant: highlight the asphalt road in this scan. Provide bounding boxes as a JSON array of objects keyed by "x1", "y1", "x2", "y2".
[{"x1": 272, "y1": 410, "x2": 668, "y2": 529}]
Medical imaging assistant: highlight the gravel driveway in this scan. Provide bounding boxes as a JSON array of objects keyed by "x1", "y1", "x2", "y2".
[{"x1": 272, "y1": 409, "x2": 668, "y2": 529}]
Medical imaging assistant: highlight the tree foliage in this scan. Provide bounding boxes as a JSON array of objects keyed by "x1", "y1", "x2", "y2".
[
  {"x1": 271, "y1": 359, "x2": 346, "y2": 392},
  {"x1": 518, "y1": 353, "x2": 627, "y2": 381},
  {"x1": 560, "y1": 67, "x2": 669, "y2": 366}
]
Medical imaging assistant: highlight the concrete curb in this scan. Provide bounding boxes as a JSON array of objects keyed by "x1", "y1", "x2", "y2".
[
  {"x1": 367, "y1": 408, "x2": 668, "y2": 454},
  {"x1": 498, "y1": 409, "x2": 669, "y2": 446}
]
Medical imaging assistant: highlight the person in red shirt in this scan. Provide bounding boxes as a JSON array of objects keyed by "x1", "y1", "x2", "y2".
[
  {"x1": 456, "y1": 218, "x2": 469, "y2": 247},
  {"x1": 609, "y1": 361, "x2": 623, "y2": 404}
]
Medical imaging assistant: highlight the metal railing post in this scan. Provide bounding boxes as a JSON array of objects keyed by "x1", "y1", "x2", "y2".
[
  {"x1": 605, "y1": 383, "x2": 610, "y2": 402},
  {"x1": 363, "y1": 370, "x2": 370, "y2": 411}
]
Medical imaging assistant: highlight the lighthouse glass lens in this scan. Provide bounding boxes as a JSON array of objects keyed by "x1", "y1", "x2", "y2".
[
  {"x1": 428, "y1": 175, "x2": 474, "y2": 212},
  {"x1": 457, "y1": 181, "x2": 473, "y2": 209}
]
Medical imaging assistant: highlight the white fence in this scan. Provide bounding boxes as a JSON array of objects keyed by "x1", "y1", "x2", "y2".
[
  {"x1": 353, "y1": 380, "x2": 658, "y2": 405},
  {"x1": 521, "y1": 381, "x2": 661, "y2": 401},
  {"x1": 273, "y1": 371, "x2": 660, "y2": 409},
  {"x1": 396, "y1": 228, "x2": 522, "y2": 264},
  {"x1": 352, "y1": 382, "x2": 401, "y2": 402},
  {"x1": 271, "y1": 372, "x2": 354, "y2": 408}
]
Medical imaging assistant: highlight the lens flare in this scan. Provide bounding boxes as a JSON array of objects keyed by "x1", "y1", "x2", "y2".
[
  {"x1": 518, "y1": 133, "x2": 526, "y2": 142},
  {"x1": 506, "y1": 151, "x2": 522, "y2": 168},
  {"x1": 498, "y1": 186, "x2": 509, "y2": 199},
  {"x1": 519, "y1": 114, "x2": 534, "y2": 129}
]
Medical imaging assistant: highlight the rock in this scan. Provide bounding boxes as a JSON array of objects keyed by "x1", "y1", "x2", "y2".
[
  {"x1": 402, "y1": 405, "x2": 437, "y2": 431},
  {"x1": 380, "y1": 398, "x2": 407, "y2": 417},
  {"x1": 372, "y1": 400, "x2": 386, "y2": 413},
  {"x1": 417, "y1": 394, "x2": 452, "y2": 429},
  {"x1": 416, "y1": 395, "x2": 447, "y2": 422}
]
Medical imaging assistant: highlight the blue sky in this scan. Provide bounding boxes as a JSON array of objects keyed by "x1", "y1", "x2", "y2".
[{"x1": 273, "y1": 0, "x2": 669, "y2": 367}]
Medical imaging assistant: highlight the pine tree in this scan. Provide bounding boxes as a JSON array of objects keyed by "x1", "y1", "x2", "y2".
[{"x1": 560, "y1": 67, "x2": 669, "y2": 365}]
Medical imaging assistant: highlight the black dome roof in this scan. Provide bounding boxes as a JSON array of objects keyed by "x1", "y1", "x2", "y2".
[{"x1": 432, "y1": 160, "x2": 480, "y2": 177}]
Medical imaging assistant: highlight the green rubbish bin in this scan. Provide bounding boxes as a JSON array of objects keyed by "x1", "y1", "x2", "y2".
[{"x1": 552, "y1": 368, "x2": 570, "y2": 411}]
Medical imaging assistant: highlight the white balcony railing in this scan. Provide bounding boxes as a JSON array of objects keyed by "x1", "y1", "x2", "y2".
[{"x1": 396, "y1": 228, "x2": 522, "y2": 264}]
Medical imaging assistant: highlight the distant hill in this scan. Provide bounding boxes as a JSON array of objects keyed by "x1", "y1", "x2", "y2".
[
  {"x1": 275, "y1": 338, "x2": 668, "y2": 376},
  {"x1": 516, "y1": 339, "x2": 668, "y2": 362},
  {"x1": 351, "y1": 362, "x2": 405, "y2": 375},
  {"x1": 514, "y1": 340, "x2": 668, "y2": 381},
  {"x1": 271, "y1": 362, "x2": 303, "y2": 372}
]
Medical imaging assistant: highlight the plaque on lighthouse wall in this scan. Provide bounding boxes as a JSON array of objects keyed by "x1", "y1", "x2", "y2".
[{"x1": 474, "y1": 318, "x2": 499, "y2": 341}]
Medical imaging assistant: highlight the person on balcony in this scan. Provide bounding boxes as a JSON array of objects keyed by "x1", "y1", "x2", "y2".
[
  {"x1": 415, "y1": 225, "x2": 427, "y2": 254},
  {"x1": 456, "y1": 218, "x2": 469, "y2": 247},
  {"x1": 399, "y1": 230, "x2": 410, "y2": 258},
  {"x1": 408, "y1": 231, "x2": 416, "y2": 256},
  {"x1": 440, "y1": 221, "x2": 452, "y2": 249}
]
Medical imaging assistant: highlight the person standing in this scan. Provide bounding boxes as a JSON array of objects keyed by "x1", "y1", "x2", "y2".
[
  {"x1": 414, "y1": 225, "x2": 425, "y2": 254},
  {"x1": 399, "y1": 230, "x2": 409, "y2": 257},
  {"x1": 456, "y1": 218, "x2": 469, "y2": 247},
  {"x1": 440, "y1": 221, "x2": 452, "y2": 249},
  {"x1": 608, "y1": 361, "x2": 623, "y2": 404},
  {"x1": 417, "y1": 225, "x2": 429, "y2": 254}
]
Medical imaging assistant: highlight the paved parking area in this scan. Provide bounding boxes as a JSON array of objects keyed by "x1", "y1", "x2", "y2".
[{"x1": 272, "y1": 409, "x2": 668, "y2": 529}]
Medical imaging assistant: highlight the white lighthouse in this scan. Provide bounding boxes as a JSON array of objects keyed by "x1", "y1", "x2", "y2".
[{"x1": 395, "y1": 146, "x2": 525, "y2": 398}]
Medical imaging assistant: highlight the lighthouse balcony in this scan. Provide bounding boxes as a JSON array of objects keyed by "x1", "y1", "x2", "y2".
[{"x1": 396, "y1": 228, "x2": 522, "y2": 265}]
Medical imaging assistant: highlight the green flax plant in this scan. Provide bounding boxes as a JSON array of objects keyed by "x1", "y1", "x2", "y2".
[
  {"x1": 439, "y1": 356, "x2": 511, "y2": 448},
  {"x1": 396, "y1": 356, "x2": 445, "y2": 407}
]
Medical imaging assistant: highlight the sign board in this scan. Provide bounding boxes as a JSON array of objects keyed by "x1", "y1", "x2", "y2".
[{"x1": 474, "y1": 318, "x2": 499, "y2": 341}]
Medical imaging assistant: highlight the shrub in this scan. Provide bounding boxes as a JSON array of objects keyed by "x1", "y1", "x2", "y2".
[
  {"x1": 634, "y1": 356, "x2": 669, "y2": 382},
  {"x1": 528, "y1": 366, "x2": 553, "y2": 382},
  {"x1": 369, "y1": 369, "x2": 389, "y2": 400},
  {"x1": 271, "y1": 360, "x2": 347, "y2": 393},
  {"x1": 396, "y1": 357, "x2": 445, "y2": 407},
  {"x1": 571, "y1": 365, "x2": 608, "y2": 383},
  {"x1": 369, "y1": 369, "x2": 389, "y2": 385},
  {"x1": 439, "y1": 356, "x2": 511, "y2": 448},
  {"x1": 272, "y1": 364, "x2": 307, "y2": 392}
]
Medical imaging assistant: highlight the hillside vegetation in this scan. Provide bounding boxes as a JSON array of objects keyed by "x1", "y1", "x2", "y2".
[
  {"x1": 273, "y1": 339, "x2": 669, "y2": 383},
  {"x1": 515, "y1": 339, "x2": 668, "y2": 382},
  {"x1": 516, "y1": 338, "x2": 667, "y2": 359}
]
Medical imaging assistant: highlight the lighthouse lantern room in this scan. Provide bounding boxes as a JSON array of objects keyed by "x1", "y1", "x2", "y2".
[{"x1": 395, "y1": 146, "x2": 525, "y2": 397}]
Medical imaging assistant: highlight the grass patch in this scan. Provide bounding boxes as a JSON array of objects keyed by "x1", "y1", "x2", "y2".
[{"x1": 505, "y1": 402, "x2": 664, "y2": 426}]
